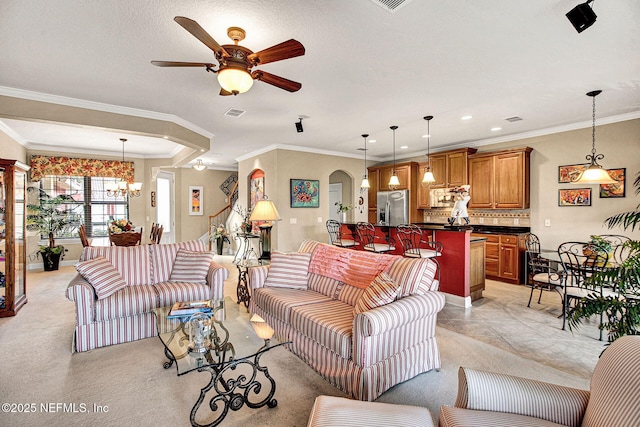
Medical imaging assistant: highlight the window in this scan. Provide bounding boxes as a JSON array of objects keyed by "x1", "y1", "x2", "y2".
[{"x1": 39, "y1": 175, "x2": 129, "y2": 238}]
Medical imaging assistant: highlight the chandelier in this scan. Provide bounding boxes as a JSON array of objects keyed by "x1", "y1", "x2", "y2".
[
  {"x1": 192, "y1": 159, "x2": 207, "y2": 171},
  {"x1": 106, "y1": 138, "x2": 142, "y2": 198},
  {"x1": 572, "y1": 90, "x2": 616, "y2": 185}
]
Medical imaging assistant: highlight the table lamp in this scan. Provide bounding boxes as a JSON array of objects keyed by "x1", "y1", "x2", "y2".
[{"x1": 249, "y1": 196, "x2": 281, "y2": 261}]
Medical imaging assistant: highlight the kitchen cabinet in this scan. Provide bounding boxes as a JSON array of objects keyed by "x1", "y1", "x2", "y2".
[
  {"x1": 379, "y1": 164, "x2": 411, "y2": 191},
  {"x1": 468, "y1": 147, "x2": 532, "y2": 209},
  {"x1": 472, "y1": 232, "x2": 526, "y2": 285},
  {"x1": 417, "y1": 162, "x2": 430, "y2": 209},
  {"x1": 428, "y1": 148, "x2": 477, "y2": 189},
  {"x1": 0, "y1": 158, "x2": 28, "y2": 317}
]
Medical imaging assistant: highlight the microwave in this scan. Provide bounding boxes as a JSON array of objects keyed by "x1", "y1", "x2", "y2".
[{"x1": 430, "y1": 188, "x2": 457, "y2": 208}]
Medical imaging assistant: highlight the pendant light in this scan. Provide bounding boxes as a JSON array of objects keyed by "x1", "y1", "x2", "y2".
[
  {"x1": 360, "y1": 134, "x2": 370, "y2": 189},
  {"x1": 573, "y1": 90, "x2": 616, "y2": 184},
  {"x1": 388, "y1": 126, "x2": 400, "y2": 189},
  {"x1": 421, "y1": 115, "x2": 436, "y2": 187},
  {"x1": 192, "y1": 159, "x2": 207, "y2": 171}
]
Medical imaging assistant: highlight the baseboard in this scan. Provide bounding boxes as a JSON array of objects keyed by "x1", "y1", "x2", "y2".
[
  {"x1": 28, "y1": 260, "x2": 77, "y2": 271},
  {"x1": 443, "y1": 292, "x2": 472, "y2": 308}
]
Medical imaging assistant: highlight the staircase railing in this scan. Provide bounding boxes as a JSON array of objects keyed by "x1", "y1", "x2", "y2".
[{"x1": 208, "y1": 181, "x2": 238, "y2": 251}]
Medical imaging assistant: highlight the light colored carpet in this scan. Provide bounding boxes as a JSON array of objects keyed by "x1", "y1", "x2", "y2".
[{"x1": 0, "y1": 265, "x2": 592, "y2": 427}]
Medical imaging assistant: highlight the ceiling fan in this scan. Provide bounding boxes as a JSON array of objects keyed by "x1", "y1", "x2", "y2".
[{"x1": 152, "y1": 16, "x2": 305, "y2": 96}]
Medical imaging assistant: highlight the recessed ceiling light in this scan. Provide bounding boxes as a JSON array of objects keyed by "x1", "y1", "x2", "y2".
[
  {"x1": 400, "y1": 145, "x2": 408, "y2": 149},
  {"x1": 422, "y1": 134, "x2": 430, "y2": 138},
  {"x1": 461, "y1": 115, "x2": 472, "y2": 120},
  {"x1": 369, "y1": 139, "x2": 376, "y2": 143},
  {"x1": 491, "y1": 127, "x2": 502, "y2": 131},
  {"x1": 163, "y1": 136, "x2": 169, "y2": 139}
]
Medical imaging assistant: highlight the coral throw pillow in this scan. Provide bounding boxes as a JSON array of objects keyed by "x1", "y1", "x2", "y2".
[
  {"x1": 75, "y1": 256, "x2": 128, "y2": 299},
  {"x1": 264, "y1": 251, "x2": 312, "y2": 290},
  {"x1": 168, "y1": 249, "x2": 213, "y2": 285},
  {"x1": 354, "y1": 272, "x2": 400, "y2": 314}
]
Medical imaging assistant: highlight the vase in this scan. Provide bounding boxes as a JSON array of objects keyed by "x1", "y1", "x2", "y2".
[
  {"x1": 216, "y1": 238, "x2": 224, "y2": 255},
  {"x1": 244, "y1": 223, "x2": 253, "y2": 233},
  {"x1": 41, "y1": 250, "x2": 62, "y2": 271},
  {"x1": 341, "y1": 212, "x2": 347, "y2": 223}
]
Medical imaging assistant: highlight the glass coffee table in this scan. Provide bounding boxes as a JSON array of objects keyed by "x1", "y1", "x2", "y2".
[{"x1": 152, "y1": 301, "x2": 287, "y2": 427}]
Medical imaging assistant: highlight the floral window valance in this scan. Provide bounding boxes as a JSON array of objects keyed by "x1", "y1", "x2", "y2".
[{"x1": 30, "y1": 155, "x2": 135, "y2": 182}]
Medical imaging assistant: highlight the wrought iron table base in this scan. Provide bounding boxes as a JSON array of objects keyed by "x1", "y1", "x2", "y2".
[{"x1": 236, "y1": 265, "x2": 251, "y2": 309}]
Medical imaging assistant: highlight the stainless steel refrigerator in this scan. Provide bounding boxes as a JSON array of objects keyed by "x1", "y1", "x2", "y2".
[{"x1": 376, "y1": 190, "x2": 409, "y2": 226}]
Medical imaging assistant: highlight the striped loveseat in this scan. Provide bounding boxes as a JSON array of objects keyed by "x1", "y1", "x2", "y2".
[
  {"x1": 66, "y1": 240, "x2": 228, "y2": 352},
  {"x1": 249, "y1": 240, "x2": 445, "y2": 401},
  {"x1": 439, "y1": 335, "x2": 640, "y2": 427}
]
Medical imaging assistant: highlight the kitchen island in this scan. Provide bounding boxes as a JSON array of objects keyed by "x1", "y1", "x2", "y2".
[{"x1": 340, "y1": 222, "x2": 488, "y2": 307}]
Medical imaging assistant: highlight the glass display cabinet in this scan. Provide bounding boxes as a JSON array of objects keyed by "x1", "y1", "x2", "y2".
[{"x1": 0, "y1": 158, "x2": 28, "y2": 317}]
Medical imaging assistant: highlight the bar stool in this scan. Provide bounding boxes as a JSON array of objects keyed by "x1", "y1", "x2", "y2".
[
  {"x1": 326, "y1": 219, "x2": 357, "y2": 248},
  {"x1": 356, "y1": 222, "x2": 395, "y2": 253},
  {"x1": 396, "y1": 224, "x2": 443, "y2": 260}
]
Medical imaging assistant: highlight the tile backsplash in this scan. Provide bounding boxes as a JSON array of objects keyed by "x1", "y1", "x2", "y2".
[{"x1": 422, "y1": 209, "x2": 530, "y2": 227}]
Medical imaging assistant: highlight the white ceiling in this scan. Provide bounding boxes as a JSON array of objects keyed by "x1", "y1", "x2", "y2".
[{"x1": 1, "y1": 0, "x2": 639, "y2": 169}]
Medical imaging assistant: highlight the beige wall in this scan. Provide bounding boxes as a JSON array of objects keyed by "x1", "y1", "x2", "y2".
[
  {"x1": 0, "y1": 130, "x2": 27, "y2": 162},
  {"x1": 238, "y1": 149, "x2": 368, "y2": 252}
]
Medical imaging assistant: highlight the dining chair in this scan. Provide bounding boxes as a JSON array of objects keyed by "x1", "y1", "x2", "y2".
[
  {"x1": 326, "y1": 219, "x2": 357, "y2": 248},
  {"x1": 356, "y1": 222, "x2": 395, "y2": 253},
  {"x1": 149, "y1": 223, "x2": 163, "y2": 244},
  {"x1": 78, "y1": 224, "x2": 91, "y2": 247},
  {"x1": 558, "y1": 241, "x2": 617, "y2": 340},
  {"x1": 524, "y1": 233, "x2": 562, "y2": 308},
  {"x1": 396, "y1": 224, "x2": 443, "y2": 259}
]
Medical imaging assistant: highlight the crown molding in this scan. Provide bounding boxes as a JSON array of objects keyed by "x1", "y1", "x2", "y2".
[{"x1": 235, "y1": 143, "x2": 385, "y2": 163}]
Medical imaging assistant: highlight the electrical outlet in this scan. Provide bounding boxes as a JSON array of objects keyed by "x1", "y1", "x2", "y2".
[
  {"x1": 290, "y1": 218, "x2": 297, "y2": 224},
  {"x1": 545, "y1": 219, "x2": 551, "y2": 227},
  {"x1": 513, "y1": 218, "x2": 519, "y2": 225},
  {"x1": 317, "y1": 217, "x2": 323, "y2": 223},
  {"x1": 493, "y1": 218, "x2": 498, "y2": 225}
]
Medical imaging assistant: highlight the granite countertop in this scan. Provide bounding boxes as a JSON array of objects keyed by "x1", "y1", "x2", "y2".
[{"x1": 414, "y1": 222, "x2": 531, "y2": 235}]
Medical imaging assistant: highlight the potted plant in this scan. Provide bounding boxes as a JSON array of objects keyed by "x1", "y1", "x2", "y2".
[
  {"x1": 335, "y1": 202, "x2": 353, "y2": 223},
  {"x1": 26, "y1": 187, "x2": 81, "y2": 271},
  {"x1": 234, "y1": 205, "x2": 253, "y2": 233},
  {"x1": 568, "y1": 171, "x2": 640, "y2": 345}
]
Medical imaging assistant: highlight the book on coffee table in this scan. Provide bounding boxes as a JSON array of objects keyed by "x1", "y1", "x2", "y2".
[{"x1": 167, "y1": 300, "x2": 213, "y2": 318}]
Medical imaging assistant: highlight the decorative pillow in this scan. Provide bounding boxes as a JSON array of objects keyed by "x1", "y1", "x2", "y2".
[
  {"x1": 75, "y1": 256, "x2": 128, "y2": 300},
  {"x1": 387, "y1": 258, "x2": 437, "y2": 298},
  {"x1": 264, "y1": 251, "x2": 312, "y2": 290},
  {"x1": 168, "y1": 249, "x2": 213, "y2": 285},
  {"x1": 354, "y1": 272, "x2": 400, "y2": 314}
]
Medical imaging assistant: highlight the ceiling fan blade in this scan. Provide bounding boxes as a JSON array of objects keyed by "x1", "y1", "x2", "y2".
[
  {"x1": 174, "y1": 16, "x2": 229, "y2": 58},
  {"x1": 247, "y1": 39, "x2": 305, "y2": 66},
  {"x1": 252, "y1": 70, "x2": 302, "y2": 92},
  {"x1": 151, "y1": 61, "x2": 215, "y2": 68},
  {"x1": 219, "y1": 88, "x2": 233, "y2": 96}
]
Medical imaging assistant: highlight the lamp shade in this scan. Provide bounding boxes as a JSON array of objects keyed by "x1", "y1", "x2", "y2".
[
  {"x1": 249, "y1": 199, "x2": 281, "y2": 222},
  {"x1": 217, "y1": 67, "x2": 254, "y2": 94},
  {"x1": 421, "y1": 170, "x2": 436, "y2": 186},
  {"x1": 388, "y1": 174, "x2": 400, "y2": 188},
  {"x1": 574, "y1": 165, "x2": 616, "y2": 184},
  {"x1": 360, "y1": 177, "x2": 370, "y2": 189},
  {"x1": 193, "y1": 159, "x2": 206, "y2": 171}
]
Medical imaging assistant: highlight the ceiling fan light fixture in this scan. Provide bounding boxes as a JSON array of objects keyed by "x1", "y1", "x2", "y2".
[
  {"x1": 193, "y1": 159, "x2": 207, "y2": 171},
  {"x1": 573, "y1": 90, "x2": 616, "y2": 185},
  {"x1": 217, "y1": 67, "x2": 254, "y2": 95}
]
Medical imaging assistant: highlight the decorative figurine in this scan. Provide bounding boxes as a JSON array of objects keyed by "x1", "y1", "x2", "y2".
[{"x1": 447, "y1": 185, "x2": 471, "y2": 226}]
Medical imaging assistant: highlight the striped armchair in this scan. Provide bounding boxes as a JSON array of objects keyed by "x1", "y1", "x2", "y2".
[
  {"x1": 249, "y1": 240, "x2": 445, "y2": 401},
  {"x1": 66, "y1": 240, "x2": 228, "y2": 352},
  {"x1": 439, "y1": 335, "x2": 640, "y2": 427}
]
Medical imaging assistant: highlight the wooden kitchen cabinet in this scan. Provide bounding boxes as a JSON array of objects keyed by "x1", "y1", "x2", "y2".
[
  {"x1": 417, "y1": 162, "x2": 430, "y2": 208},
  {"x1": 379, "y1": 164, "x2": 410, "y2": 191},
  {"x1": 368, "y1": 162, "x2": 421, "y2": 223},
  {"x1": 472, "y1": 232, "x2": 526, "y2": 285},
  {"x1": 468, "y1": 147, "x2": 532, "y2": 209},
  {"x1": 427, "y1": 148, "x2": 477, "y2": 189}
]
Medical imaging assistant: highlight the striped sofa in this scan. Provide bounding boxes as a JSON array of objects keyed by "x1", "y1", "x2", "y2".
[
  {"x1": 439, "y1": 335, "x2": 640, "y2": 427},
  {"x1": 249, "y1": 240, "x2": 445, "y2": 401},
  {"x1": 66, "y1": 240, "x2": 228, "y2": 352}
]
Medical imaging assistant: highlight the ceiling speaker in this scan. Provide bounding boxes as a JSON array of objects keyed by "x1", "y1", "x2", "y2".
[{"x1": 566, "y1": 2, "x2": 597, "y2": 33}]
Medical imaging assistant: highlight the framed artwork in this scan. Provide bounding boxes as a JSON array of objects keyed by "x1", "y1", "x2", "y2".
[
  {"x1": 558, "y1": 163, "x2": 589, "y2": 183},
  {"x1": 600, "y1": 168, "x2": 625, "y2": 198},
  {"x1": 189, "y1": 185, "x2": 203, "y2": 215},
  {"x1": 290, "y1": 179, "x2": 320, "y2": 208},
  {"x1": 558, "y1": 188, "x2": 591, "y2": 206},
  {"x1": 250, "y1": 171, "x2": 265, "y2": 211}
]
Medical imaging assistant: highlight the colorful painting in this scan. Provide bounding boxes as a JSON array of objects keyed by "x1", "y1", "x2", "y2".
[
  {"x1": 250, "y1": 170, "x2": 265, "y2": 211},
  {"x1": 600, "y1": 168, "x2": 625, "y2": 198},
  {"x1": 189, "y1": 185, "x2": 203, "y2": 215},
  {"x1": 558, "y1": 188, "x2": 591, "y2": 206},
  {"x1": 290, "y1": 179, "x2": 319, "y2": 208},
  {"x1": 558, "y1": 163, "x2": 589, "y2": 183}
]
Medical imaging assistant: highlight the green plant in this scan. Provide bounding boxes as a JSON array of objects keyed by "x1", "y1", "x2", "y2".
[
  {"x1": 568, "y1": 171, "x2": 640, "y2": 344},
  {"x1": 26, "y1": 187, "x2": 82, "y2": 250},
  {"x1": 335, "y1": 202, "x2": 353, "y2": 214}
]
